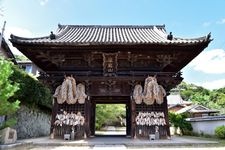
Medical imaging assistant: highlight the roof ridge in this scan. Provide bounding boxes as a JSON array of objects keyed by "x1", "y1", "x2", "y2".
[{"x1": 58, "y1": 24, "x2": 166, "y2": 29}]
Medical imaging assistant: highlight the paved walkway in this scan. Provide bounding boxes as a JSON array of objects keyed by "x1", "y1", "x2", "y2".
[
  {"x1": 0, "y1": 136, "x2": 220, "y2": 150},
  {"x1": 95, "y1": 126, "x2": 126, "y2": 135},
  {"x1": 27, "y1": 146, "x2": 225, "y2": 150}
]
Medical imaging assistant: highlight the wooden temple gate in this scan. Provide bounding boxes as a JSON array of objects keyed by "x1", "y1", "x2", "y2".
[
  {"x1": 10, "y1": 24, "x2": 211, "y2": 139},
  {"x1": 45, "y1": 72, "x2": 182, "y2": 139}
]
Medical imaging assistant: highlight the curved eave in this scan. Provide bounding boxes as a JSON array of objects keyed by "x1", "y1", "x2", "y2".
[{"x1": 10, "y1": 35, "x2": 212, "y2": 47}]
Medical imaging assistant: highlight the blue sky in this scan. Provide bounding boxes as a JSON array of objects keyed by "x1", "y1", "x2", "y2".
[{"x1": 1, "y1": 0, "x2": 225, "y2": 90}]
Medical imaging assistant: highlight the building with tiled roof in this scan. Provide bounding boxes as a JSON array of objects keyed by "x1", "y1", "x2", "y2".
[{"x1": 10, "y1": 24, "x2": 212, "y2": 139}]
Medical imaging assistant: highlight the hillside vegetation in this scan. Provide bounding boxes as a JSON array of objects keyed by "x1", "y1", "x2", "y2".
[{"x1": 177, "y1": 82, "x2": 225, "y2": 114}]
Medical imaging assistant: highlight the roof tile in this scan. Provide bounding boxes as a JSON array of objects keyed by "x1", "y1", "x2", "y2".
[{"x1": 10, "y1": 25, "x2": 211, "y2": 46}]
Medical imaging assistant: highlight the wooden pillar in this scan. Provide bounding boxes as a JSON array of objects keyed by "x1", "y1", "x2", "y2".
[
  {"x1": 126, "y1": 99, "x2": 131, "y2": 136},
  {"x1": 84, "y1": 97, "x2": 91, "y2": 137},
  {"x1": 50, "y1": 98, "x2": 58, "y2": 139},
  {"x1": 131, "y1": 98, "x2": 136, "y2": 138},
  {"x1": 163, "y1": 95, "x2": 171, "y2": 138},
  {"x1": 89, "y1": 99, "x2": 96, "y2": 136},
  {"x1": 84, "y1": 80, "x2": 92, "y2": 137}
]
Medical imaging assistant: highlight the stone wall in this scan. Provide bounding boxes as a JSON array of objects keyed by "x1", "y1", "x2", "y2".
[{"x1": 12, "y1": 105, "x2": 51, "y2": 139}]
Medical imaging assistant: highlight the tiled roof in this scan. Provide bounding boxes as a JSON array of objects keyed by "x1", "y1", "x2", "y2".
[
  {"x1": 10, "y1": 25, "x2": 211, "y2": 46},
  {"x1": 176, "y1": 105, "x2": 219, "y2": 114},
  {"x1": 0, "y1": 36, "x2": 17, "y2": 64},
  {"x1": 186, "y1": 116, "x2": 225, "y2": 122}
]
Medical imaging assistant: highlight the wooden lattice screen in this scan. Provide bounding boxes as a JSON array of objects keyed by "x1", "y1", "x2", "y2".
[
  {"x1": 53, "y1": 102, "x2": 86, "y2": 139},
  {"x1": 135, "y1": 101, "x2": 168, "y2": 139}
]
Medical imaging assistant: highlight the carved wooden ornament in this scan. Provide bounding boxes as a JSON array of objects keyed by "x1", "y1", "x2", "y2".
[{"x1": 102, "y1": 53, "x2": 118, "y2": 76}]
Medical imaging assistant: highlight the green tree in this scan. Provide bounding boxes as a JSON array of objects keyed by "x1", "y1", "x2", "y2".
[
  {"x1": 95, "y1": 104, "x2": 126, "y2": 130},
  {"x1": 0, "y1": 58, "x2": 20, "y2": 129},
  {"x1": 169, "y1": 112, "x2": 192, "y2": 135},
  {"x1": 209, "y1": 89, "x2": 225, "y2": 114},
  {"x1": 176, "y1": 82, "x2": 225, "y2": 114},
  {"x1": 178, "y1": 82, "x2": 210, "y2": 105},
  {"x1": 10, "y1": 65, "x2": 52, "y2": 109}
]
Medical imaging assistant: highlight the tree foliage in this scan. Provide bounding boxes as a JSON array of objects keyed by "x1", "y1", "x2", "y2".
[
  {"x1": 0, "y1": 57, "x2": 52, "y2": 129},
  {"x1": 95, "y1": 104, "x2": 126, "y2": 130},
  {"x1": 0, "y1": 58, "x2": 20, "y2": 129},
  {"x1": 176, "y1": 82, "x2": 225, "y2": 114},
  {"x1": 10, "y1": 65, "x2": 52, "y2": 109},
  {"x1": 169, "y1": 112, "x2": 192, "y2": 135},
  {"x1": 215, "y1": 125, "x2": 225, "y2": 139}
]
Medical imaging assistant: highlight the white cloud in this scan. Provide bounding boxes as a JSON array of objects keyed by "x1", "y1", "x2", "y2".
[
  {"x1": 39, "y1": 0, "x2": 49, "y2": 6},
  {"x1": 0, "y1": 7, "x2": 4, "y2": 17},
  {"x1": 4, "y1": 26, "x2": 33, "y2": 55},
  {"x1": 198, "y1": 79, "x2": 225, "y2": 90},
  {"x1": 202, "y1": 22, "x2": 211, "y2": 27},
  {"x1": 189, "y1": 49, "x2": 225, "y2": 74},
  {"x1": 216, "y1": 18, "x2": 225, "y2": 24},
  {"x1": 5, "y1": 26, "x2": 33, "y2": 39}
]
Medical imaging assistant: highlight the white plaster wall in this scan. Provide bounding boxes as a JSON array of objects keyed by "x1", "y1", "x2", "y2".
[{"x1": 190, "y1": 120, "x2": 225, "y2": 135}]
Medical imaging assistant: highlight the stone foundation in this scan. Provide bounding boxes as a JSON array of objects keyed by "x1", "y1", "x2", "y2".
[{"x1": 12, "y1": 105, "x2": 51, "y2": 139}]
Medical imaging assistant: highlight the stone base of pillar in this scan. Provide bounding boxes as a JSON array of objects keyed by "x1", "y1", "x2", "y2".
[{"x1": 0, "y1": 127, "x2": 17, "y2": 144}]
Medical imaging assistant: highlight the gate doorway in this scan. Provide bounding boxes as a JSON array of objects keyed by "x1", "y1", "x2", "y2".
[
  {"x1": 95, "y1": 104, "x2": 126, "y2": 136},
  {"x1": 90, "y1": 97, "x2": 131, "y2": 137}
]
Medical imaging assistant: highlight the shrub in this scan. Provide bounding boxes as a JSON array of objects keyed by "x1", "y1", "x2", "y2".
[
  {"x1": 0, "y1": 57, "x2": 52, "y2": 129},
  {"x1": 0, "y1": 58, "x2": 20, "y2": 129},
  {"x1": 169, "y1": 112, "x2": 192, "y2": 135},
  {"x1": 9, "y1": 65, "x2": 52, "y2": 110},
  {"x1": 215, "y1": 125, "x2": 225, "y2": 139}
]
